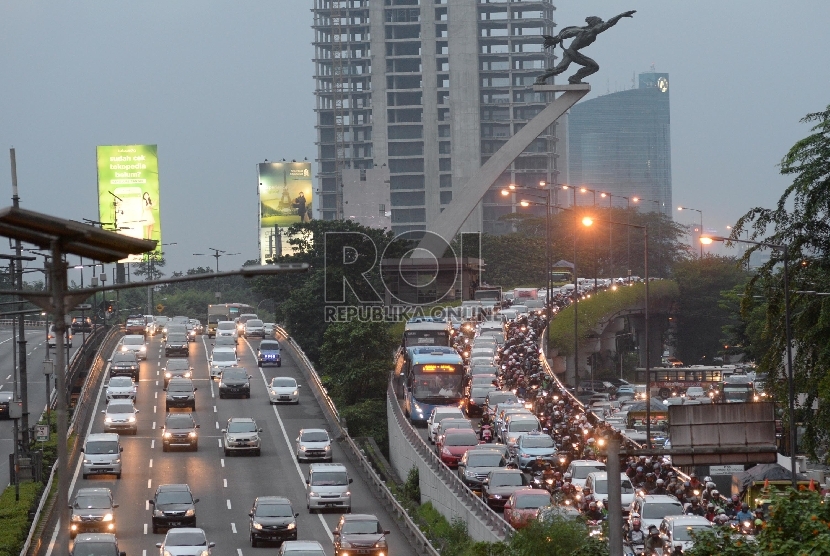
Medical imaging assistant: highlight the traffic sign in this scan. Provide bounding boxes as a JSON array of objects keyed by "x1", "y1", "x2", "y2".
[
  {"x1": 35, "y1": 424, "x2": 49, "y2": 442},
  {"x1": 74, "y1": 304, "x2": 92, "y2": 310},
  {"x1": 156, "y1": 304, "x2": 165, "y2": 312}
]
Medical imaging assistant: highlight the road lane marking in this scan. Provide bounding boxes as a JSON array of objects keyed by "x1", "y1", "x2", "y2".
[
  {"x1": 244, "y1": 339, "x2": 333, "y2": 542},
  {"x1": 218, "y1": 439, "x2": 223, "y2": 447},
  {"x1": 151, "y1": 440, "x2": 155, "y2": 449},
  {"x1": 215, "y1": 422, "x2": 219, "y2": 429},
  {"x1": 155, "y1": 380, "x2": 158, "y2": 386},
  {"x1": 155, "y1": 391, "x2": 158, "y2": 399},
  {"x1": 223, "y1": 479, "x2": 227, "y2": 487},
  {"x1": 5, "y1": 374, "x2": 10, "y2": 380},
  {"x1": 237, "y1": 550, "x2": 243, "y2": 556},
  {"x1": 227, "y1": 499, "x2": 232, "y2": 509},
  {"x1": 154, "y1": 405, "x2": 157, "y2": 413},
  {"x1": 148, "y1": 479, "x2": 152, "y2": 488},
  {"x1": 156, "y1": 370, "x2": 159, "y2": 376},
  {"x1": 152, "y1": 422, "x2": 156, "y2": 429},
  {"x1": 146, "y1": 500, "x2": 149, "y2": 510},
  {"x1": 221, "y1": 459, "x2": 225, "y2": 467},
  {"x1": 149, "y1": 459, "x2": 153, "y2": 468},
  {"x1": 214, "y1": 405, "x2": 217, "y2": 413},
  {"x1": 144, "y1": 523, "x2": 148, "y2": 535},
  {"x1": 231, "y1": 522, "x2": 237, "y2": 534}
]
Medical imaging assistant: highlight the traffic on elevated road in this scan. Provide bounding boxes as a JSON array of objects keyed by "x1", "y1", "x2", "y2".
[{"x1": 47, "y1": 310, "x2": 413, "y2": 556}]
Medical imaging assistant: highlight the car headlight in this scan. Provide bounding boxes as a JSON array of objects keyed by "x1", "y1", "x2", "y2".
[
  {"x1": 185, "y1": 508, "x2": 195, "y2": 517},
  {"x1": 465, "y1": 469, "x2": 476, "y2": 477},
  {"x1": 293, "y1": 390, "x2": 298, "y2": 396},
  {"x1": 71, "y1": 514, "x2": 82, "y2": 521},
  {"x1": 140, "y1": 346, "x2": 146, "y2": 351},
  {"x1": 198, "y1": 551, "x2": 209, "y2": 556},
  {"x1": 105, "y1": 417, "x2": 113, "y2": 423},
  {"x1": 325, "y1": 445, "x2": 331, "y2": 451},
  {"x1": 128, "y1": 416, "x2": 136, "y2": 422},
  {"x1": 164, "y1": 432, "x2": 172, "y2": 438},
  {"x1": 490, "y1": 494, "x2": 501, "y2": 499},
  {"x1": 300, "y1": 445, "x2": 307, "y2": 452},
  {"x1": 252, "y1": 521, "x2": 263, "y2": 530},
  {"x1": 189, "y1": 432, "x2": 197, "y2": 438},
  {"x1": 286, "y1": 522, "x2": 296, "y2": 530},
  {"x1": 120, "y1": 346, "x2": 127, "y2": 351},
  {"x1": 184, "y1": 371, "x2": 192, "y2": 378},
  {"x1": 103, "y1": 513, "x2": 113, "y2": 521},
  {"x1": 83, "y1": 459, "x2": 92, "y2": 464},
  {"x1": 163, "y1": 551, "x2": 174, "y2": 556},
  {"x1": 308, "y1": 491, "x2": 318, "y2": 497},
  {"x1": 374, "y1": 539, "x2": 387, "y2": 548},
  {"x1": 340, "y1": 541, "x2": 352, "y2": 548},
  {"x1": 153, "y1": 509, "x2": 164, "y2": 517}
]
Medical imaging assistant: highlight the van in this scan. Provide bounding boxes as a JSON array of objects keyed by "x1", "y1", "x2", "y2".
[
  {"x1": 305, "y1": 463, "x2": 353, "y2": 512},
  {"x1": 47, "y1": 324, "x2": 73, "y2": 348},
  {"x1": 82, "y1": 433, "x2": 123, "y2": 479},
  {"x1": 502, "y1": 414, "x2": 541, "y2": 448}
]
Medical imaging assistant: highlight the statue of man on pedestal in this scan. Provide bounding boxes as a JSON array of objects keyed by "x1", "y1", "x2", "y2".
[{"x1": 536, "y1": 11, "x2": 636, "y2": 85}]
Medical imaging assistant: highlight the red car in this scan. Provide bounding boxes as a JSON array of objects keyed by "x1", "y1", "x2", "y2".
[
  {"x1": 504, "y1": 489, "x2": 553, "y2": 529},
  {"x1": 437, "y1": 428, "x2": 480, "y2": 468}
]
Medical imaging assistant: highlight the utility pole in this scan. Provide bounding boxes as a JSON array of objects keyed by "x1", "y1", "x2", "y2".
[{"x1": 10, "y1": 149, "x2": 30, "y2": 447}]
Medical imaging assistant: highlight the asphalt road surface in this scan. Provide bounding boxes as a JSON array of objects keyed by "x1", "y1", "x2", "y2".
[
  {"x1": 42, "y1": 332, "x2": 417, "y2": 556},
  {"x1": 0, "y1": 326, "x2": 79, "y2": 486}
]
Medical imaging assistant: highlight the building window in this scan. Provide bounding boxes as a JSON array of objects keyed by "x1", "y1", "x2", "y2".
[
  {"x1": 391, "y1": 191, "x2": 426, "y2": 206},
  {"x1": 440, "y1": 174, "x2": 452, "y2": 188},
  {"x1": 439, "y1": 158, "x2": 451, "y2": 171},
  {"x1": 360, "y1": 169, "x2": 367, "y2": 181}
]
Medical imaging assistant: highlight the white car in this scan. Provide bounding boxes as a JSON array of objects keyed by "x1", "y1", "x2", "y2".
[
  {"x1": 268, "y1": 377, "x2": 301, "y2": 404},
  {"x1": 628, "y1": 494, "x2": 685, "y2": 531},
  {"x1": 565, "y1": 460, "x2": 607, "y2": 489},
  {"x1": 279, "y1": 540, "x2": 326, "y2": 556},
  {"x1": 215, "y1": 321, "x2": 238, "y2": 343},
  {"x1": 213, "y1": 335, "x2": 237, "y2": 353},
  {"x1": 584, "y1": 472, "x2": 636, "y2": 512},
  {"x1": 659, "y1": 514, "x2": 713, "y2": 553},
  {"x1": 119, "y1": 334, "x2": 147, "y2": 360},
  {"x1": 155, "y1": 527, "x2": 214, "y2": 556},
  {"x1": 263, "y1": 323, "x2": 276, "y2": 337},
  {"x1": 296, "y1": 428, "x2": 332, "y2": 462},
  {"x1": 427, "y1": 407, "x2": 466, "y2": 444},
  {"x1": 103, "y1": 400, "x2": 139, "y2": 435},
  {"x1": 105, "y1": 376, "x2": 137, "y2": 403},
  {"x1": 243, "y1": 319, "x2": 265, "y2": 338},
  {"x1": 209, "y1": 347, "x2": 239, "y2": 377}
]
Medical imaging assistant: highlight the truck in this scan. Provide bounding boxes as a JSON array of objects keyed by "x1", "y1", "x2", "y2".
[
  {"x1": 719, "y1": 374, "x2": 757, "y2": 403},
  {"x1": 473, "y1": 286, "x2": 502, "y2": 303},
  {"x1": 512, "y1": 288, "x2": 539, "y2": 300}
]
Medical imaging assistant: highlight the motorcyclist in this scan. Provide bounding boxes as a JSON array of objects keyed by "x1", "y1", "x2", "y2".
[
  {"x1": 626, "y1": 514, "x2": 646, "y2": 545},
  {"x1": 685, "y1": 497, "x2": 705, "y2": 516},
  {"x1": 651, "y1": 478, "x2": 668, "y2": 496},
  {"x1": 704, "y1": 502, "x2": 716, "y2": 522},
  {"x1": 644, "y1": 525, "x2": 662, "y2": 553},
  {"x1": 584, "y1": 501, "x2": 604, "y2": 521},
  {"x1": 735, "y1": 503, "x2": 753, "y2": 524},
  {"x1": 528, "y1": 456, "x2": 548, "y2": 475}
]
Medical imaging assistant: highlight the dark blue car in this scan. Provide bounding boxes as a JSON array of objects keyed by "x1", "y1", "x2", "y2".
[{"x1": 257, "y1": 340, "x2": 282, "y2": 367}]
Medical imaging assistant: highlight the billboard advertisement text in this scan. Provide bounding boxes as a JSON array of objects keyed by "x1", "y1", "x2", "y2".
[{"x1": 96, "y1": 144, "x2": 161, "y2": 263}]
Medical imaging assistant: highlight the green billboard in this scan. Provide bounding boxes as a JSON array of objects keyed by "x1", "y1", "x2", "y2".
[
  {"x1": 96, "y1": 144, "x2": 161, "y2": 262},
  {"x1": 258, "y1": 162, "x2": 313, "y2": 262}
]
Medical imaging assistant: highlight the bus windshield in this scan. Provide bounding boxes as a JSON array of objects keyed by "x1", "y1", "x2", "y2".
[{"x1": 411, "y1": 364, "x2": 464, "y2": 401}]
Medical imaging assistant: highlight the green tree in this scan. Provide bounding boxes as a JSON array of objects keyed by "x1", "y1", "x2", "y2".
[
  {"x1": 671, "y1": 256, "x2": 748, "y2": 365},
  {"x1": 732, "y1": 105, "x2": 830, "y2": 457}
]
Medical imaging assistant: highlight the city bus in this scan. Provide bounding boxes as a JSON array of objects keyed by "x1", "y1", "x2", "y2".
[
  {"x1": 633, "y1": 367, "x2": 727, "y2": 400},
  {"x1": 401, "y1": 318, "x2": 452, "y2": 349},
  {"x1": 398, "y1": 348, "x2": 465, "y2": 425},
  {"x1": 207, "y1": 303, "x2": 255, "y2": 337}
]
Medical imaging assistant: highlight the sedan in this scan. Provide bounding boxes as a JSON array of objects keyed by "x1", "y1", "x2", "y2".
[
  {"x1": 268, "y1": 377, "x2": 301, "y2": 404},
  {"x1": 102, "y1": 400, "x2": 138, "y2": 435},
  {"x1": 249, "y1": 496, "x2": 299, "y2": 547},
  {"x1": 504, "y1": 489, "x2": 553, "y2": 529},
  {"x1": 119, "y1": 335, "x2": 147, "y2": 360},
  {"x1": 105, "y1": 376, "x2": 136, "y2": 404},
  {"x1": 436, "y1": 428, "x2": 480, "y2": 468},
  {"x1": 155, "y1": 528, "x2": 214, "y2": 556},
  {"x1": 514, "y1": 432, "x2": 557, "y2": 470},
  {"x1": 333, "y1": 514, "x2": 389, "y2": 556},
  {"x1": 481, "y1": 469, "x2": 529, "y2": 510},
  {"x1": 162, "y1": 413, "x2": 199, "y2": 452},
  {"x1": 296, "y1": 429, "x2": 332, "y2": 462},
  {"x1": 163, "y1": 360, "x2": 193, "y2": 388}
]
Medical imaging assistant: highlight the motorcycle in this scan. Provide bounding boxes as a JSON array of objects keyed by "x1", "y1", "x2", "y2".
[
  {"x1": 622, "y1": 544, "x2": 646, "y2": 556},
  {"x1": 479, "y1": 424, "x2": 493, "y2": 443}
]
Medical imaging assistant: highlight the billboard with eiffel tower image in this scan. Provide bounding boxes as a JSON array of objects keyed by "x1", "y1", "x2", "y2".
[{"x1": 257, "y1": 161, "x2": 312, "y2": 262}]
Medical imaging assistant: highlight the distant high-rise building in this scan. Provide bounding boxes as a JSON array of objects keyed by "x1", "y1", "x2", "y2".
[
  {"x1": 312, "y1": 0, "x2": 561, "y2": 236},
  {"x1": 567, "y1": 72, "x2": 672, "y2": 214}
]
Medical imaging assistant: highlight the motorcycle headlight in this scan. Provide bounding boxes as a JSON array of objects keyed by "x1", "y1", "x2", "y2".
[
  {"x1": 103, "y1": 513, "x2": 113, "y2": 521},
  {"x1": 286, "y1": 522, "x2": 296, "y2": 530},
  {"x1": 252, "y1": 521, "x2": 263, "y2": 530},
  {"x1": 185, "y1": 508, "x2": 195, "y2": 517}
]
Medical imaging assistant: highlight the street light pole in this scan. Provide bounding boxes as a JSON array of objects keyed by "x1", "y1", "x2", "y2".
[
  {"x1": 678, "y1": 206, "x2": 704, "y2": 257},
  {"x1": 701, "y1": 234, "x2": 795, "y2": 488}
]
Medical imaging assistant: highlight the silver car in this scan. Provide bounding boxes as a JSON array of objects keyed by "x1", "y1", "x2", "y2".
[
  {"x1": 155, "y1": 528, "x2": 214, "y2": 556},
  {"x1": 81, "y1": 433, "x2": 123, "y2": 479},
  {"x1": 103, "y1": 400, "x2": 138, "y2": 435},
  {"x1": 296, "y1": 429, "x2": 332, "y2": 462},
  {"x1": 222, "y1": 417, "x2": 262, "y2": 456},
  {"x1": 119, "y1": 334, "x2": 147, "y2": 360},
  {"x1": 105, "y1": 376, "x2": 136, "y2": 404},
  {"x1": 306, "y1": 463, "x2": 352, "y2": 512}
]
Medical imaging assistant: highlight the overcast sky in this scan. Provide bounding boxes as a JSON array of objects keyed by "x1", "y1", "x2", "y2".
[{"x1": 1, "y1": 1, "x2": 828, "y2": 274}]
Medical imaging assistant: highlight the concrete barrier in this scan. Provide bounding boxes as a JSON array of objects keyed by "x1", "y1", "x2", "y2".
[{"x1": 386, "y1": 383, "x2": 513, "y2": 542}]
